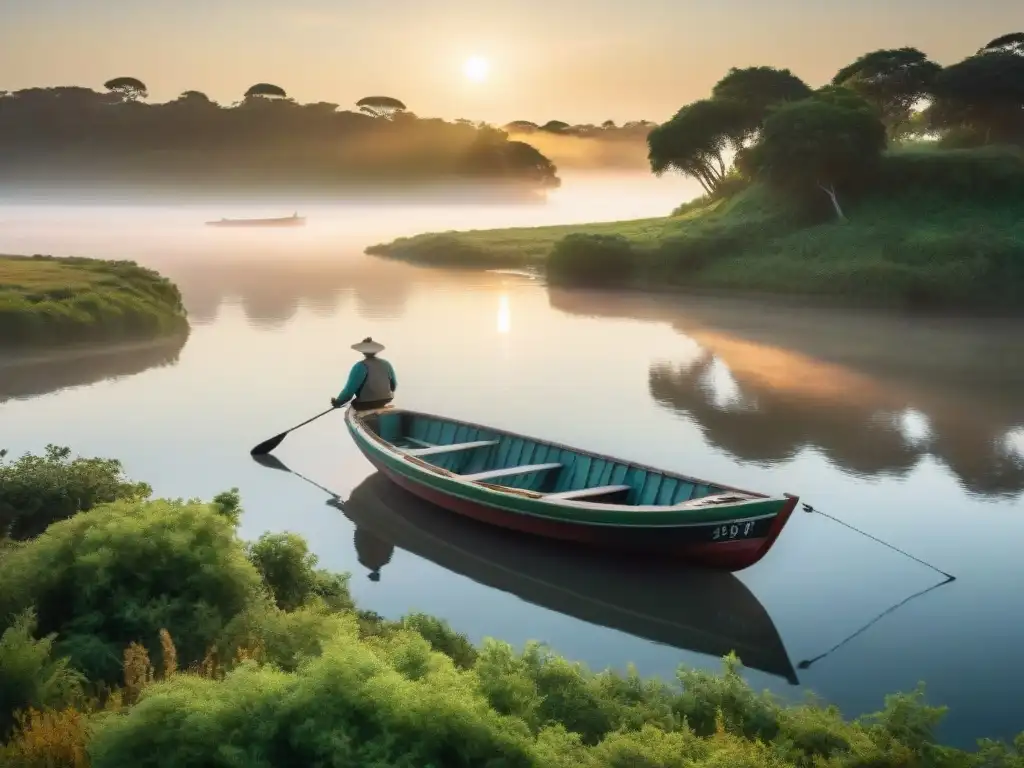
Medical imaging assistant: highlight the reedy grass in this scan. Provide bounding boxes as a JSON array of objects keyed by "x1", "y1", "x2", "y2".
[{"x1": 0, "y1": 255, "x2": 189, "y2": 348}]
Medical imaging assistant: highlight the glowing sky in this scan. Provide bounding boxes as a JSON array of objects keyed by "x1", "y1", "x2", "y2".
[{"x1": 1, "y1": 0, "x2": 1019, "y2": 124}]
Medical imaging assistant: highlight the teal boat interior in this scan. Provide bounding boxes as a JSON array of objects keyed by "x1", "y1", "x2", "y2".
[{"x1": 358, "y1": 408, "x2": 755, "y2": 506}]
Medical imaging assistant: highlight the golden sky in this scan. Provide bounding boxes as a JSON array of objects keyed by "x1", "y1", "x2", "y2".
[{"x1": 1, "y1": 0, "x2": 1019, "y2": 125}]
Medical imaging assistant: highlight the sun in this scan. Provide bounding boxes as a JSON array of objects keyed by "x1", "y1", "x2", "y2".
[{"x1": 463, "y1": 56, "x2": 490, "y2": 83}]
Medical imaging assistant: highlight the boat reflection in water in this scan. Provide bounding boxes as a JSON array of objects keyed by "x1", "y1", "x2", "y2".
[{"x1": 336, "y1": 471, "x2": 799, "y2": 685}]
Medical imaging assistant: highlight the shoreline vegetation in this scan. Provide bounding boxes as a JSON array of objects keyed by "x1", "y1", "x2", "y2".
[
  {"x1": 367, "y1": 34, "x2": 1024, "y2": 312},
  {"x1": 1, "y1": 447, "x2": 1023, "y2": 766},
  {"x1": 0, "y1": 83, "x2": 578, "y2": 201},
  {"x1": 0, "y1": 255, "x2": 190, "y2": 349}
]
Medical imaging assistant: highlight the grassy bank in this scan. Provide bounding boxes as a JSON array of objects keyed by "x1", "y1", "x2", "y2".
[
  {"x1": 367, "y1": 147, "x2": 1024, "y2": 311},
  {"x1": 0, "y1": 255, "x2": 189, "y2": 348},
  {"x1": 1, "y1": 446, "x2": 1023, "y2": 766}
]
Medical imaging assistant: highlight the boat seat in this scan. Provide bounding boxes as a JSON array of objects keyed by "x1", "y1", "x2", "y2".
[
  {"x1": 463, "y1": 462, "x2": 563, "y2": 482},
  {"x1": 543, "y1": 484, "x2": 631, "y2": 501},
  {"x1": 405, "y1": 439, "x2": 499, "y2": 457},
  {"x1": 405, "y1": 437, "x2": 435, "y2": 448}
]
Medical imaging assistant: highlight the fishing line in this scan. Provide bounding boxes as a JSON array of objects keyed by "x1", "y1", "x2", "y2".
[{"x1": 802, "y1": 503, "x2": 955, "y2": 580}]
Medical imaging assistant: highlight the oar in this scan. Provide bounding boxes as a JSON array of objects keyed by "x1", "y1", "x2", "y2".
[
  {"x1": 251, "y1": 452, "x2": 343, "y2": 502},
  {"x1": 249, "y1": 407, "x2": 336, "y2": 456}
]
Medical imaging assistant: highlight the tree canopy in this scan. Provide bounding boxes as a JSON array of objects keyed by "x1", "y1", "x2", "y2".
[
  {"x1": 244, "y1": 83, "x2": 287, "y2": 100},
  {"x1": 926, "y1": 52, "x2": 1024, "y2": 143},
  {"x1": 103, "y1": 77, "x2": 148, "y2": 102},
  {"x1": 647, "y1": 99, "x2": 750, "y2": 195},
  {"x1": 747, "y1": 92, "x2": 887, "y2": 219},
  {"x1": 711, "y1": 66, "x2": 813, "y2": 130},
  {"x1": 831, "y1": 48, "x2": 941, "y2": 133},
  {"x1": 978, "y1": 32, "x2": 1024, "y2": 56},
  {"x1": 356, "y1": 95, "x2": 407, "y2": 119}
]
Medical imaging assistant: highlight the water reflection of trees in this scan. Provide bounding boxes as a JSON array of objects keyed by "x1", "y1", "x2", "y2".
[
  {"x1": 0, "y1": 332, "x2": 189, "y2": 403},
  {"x1": 547, "y1": 288, "x2": 1024, "y2": 498},
  {"x1": 162, "y1": 259, "x2": 413, "y2": 327},
  {"x1": 650, "y1": 354, "x2": 922, "y2": 478}
]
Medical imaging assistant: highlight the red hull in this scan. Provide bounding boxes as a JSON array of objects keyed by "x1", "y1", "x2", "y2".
[{"x1": 366, "y1": 456, "x2": 797, "y2": 571}]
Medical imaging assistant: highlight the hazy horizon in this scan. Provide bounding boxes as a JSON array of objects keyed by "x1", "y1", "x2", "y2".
[{"x1": 2, "y1": 1, "x2": 1020, "y2": 125}]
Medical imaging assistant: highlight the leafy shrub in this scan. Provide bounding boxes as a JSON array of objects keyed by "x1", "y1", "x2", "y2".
[
  {"x1": 877, "y1": 146, "x2": 1024, "y2": 199},
  {"x1": 547, "y1": 233, "x2": 638, "y2": 287},
  {"x1": 0, "y1": 497, "x2": 264, "y2": 685},
  {"x1": 401, "y1": 612, "x2": 478, "y2": 670},
  {"x1": 0, "y1": 611, "x2": 84, "y2": 740},
  {"x1": 0, "y1": 445, "x2": 151, "y2": 541}
]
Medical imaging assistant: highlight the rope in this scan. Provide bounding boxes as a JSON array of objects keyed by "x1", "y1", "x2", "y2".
[{"x1": 801, "y1": 503, "x2": 955, "y2": 581}]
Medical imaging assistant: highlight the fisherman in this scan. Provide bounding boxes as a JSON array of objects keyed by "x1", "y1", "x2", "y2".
[{"x1": 330, "y1": 337, "x2": 396, "y2": 411}]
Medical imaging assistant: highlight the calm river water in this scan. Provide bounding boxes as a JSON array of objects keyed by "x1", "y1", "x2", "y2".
[{"x1": 1, "y1": 175, "x2": 1023, "y2": 748}]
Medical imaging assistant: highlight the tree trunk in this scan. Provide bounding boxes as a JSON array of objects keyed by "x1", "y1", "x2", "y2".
[{"x1": 817, "y1": 181, "x2": 846, "y2": 221}]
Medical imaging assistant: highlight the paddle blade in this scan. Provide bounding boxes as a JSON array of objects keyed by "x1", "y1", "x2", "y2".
[
  {"x1": 250, "y1": 432, "x2": 286, "y2": 456},
  {"x1": 251, "y1": 453, "x2": 291, "y2": 472}
]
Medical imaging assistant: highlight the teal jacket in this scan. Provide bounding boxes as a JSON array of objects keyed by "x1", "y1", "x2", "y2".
[{"x1": 335, "y1": 358, "x2": 397, "y2": 405}]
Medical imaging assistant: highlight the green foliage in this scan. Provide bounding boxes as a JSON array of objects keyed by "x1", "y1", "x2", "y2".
[
  {"x1": 0, "y1": 497, "x2": 264, "y2": 685},
  {"x1": 400, "y1": 613, "x2": 478, "y2": 670},
  {"x1": 831, "y1": 48, "x2": 941, "y2": 134},
  {"x1": 876, "y1": 145, "x2": 1024, "y2": 198},
  {"x1": 0, "y1": 610, "x2": 84, "y2": 740},
  {"x1": 368, "y1": 146, "x2": 1024, "y2": 311},
  {"x1": 0, "y1": 445, "x2": 152, "y2": 541},
  {"x1": 246, "y1": 531, "x2": 338, "y2": 613},
  {"x1": 749, "y1": 92, "x2": 887, "y2": 215},
  {"x1": 711, "y1": 66, "x2": 813, "y2": 128},
  {"x1": 366, "y1": 233, "x2": 520, "y2": 268},
  {"x1": 927, "y1": 52, "x2": 1024, "y2": 144},
  {"x1": 647, "y1": 99, "x2": 750, "y2": 195},
  {"x1": 0, "y1": 255, "x2": 189, "y2": 348},
  {"x1": 2, "y1": 449, "x2": 1024, "y2": 764},
  {"x1": 547, "y1": 233, "x2": 638, "y2": 287},
  {"x1": 80, "y1": 630, "x2": 1024, "y2": 767}
]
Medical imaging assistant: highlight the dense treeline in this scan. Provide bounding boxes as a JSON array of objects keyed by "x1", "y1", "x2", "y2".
[
  {"x1": 0, "y1": 83, "x2": 560, "y2": 196},
  {"x1": 646, "y1": 32, "x2": 1024, "y2": 211},
  {"x1": 504, "y1": 119, "x2": 657, "y2": 141},
  {"x1": 2, "y1": 445, "x2": 1024, "y2": 766}
]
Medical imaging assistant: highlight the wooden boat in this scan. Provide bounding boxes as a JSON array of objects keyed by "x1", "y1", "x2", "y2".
[
  {"x1": 335, "y1": 471, "x2": 799, "y2": 684},
  {"x1": 345, "y1": 407, "x2": 799, "y2": 570},
  {"x1": 204, "y1": 213, "x2": 305, "y2": 227}
]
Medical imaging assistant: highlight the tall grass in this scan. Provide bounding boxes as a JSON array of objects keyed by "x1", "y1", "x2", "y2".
[
  {"x1": 365, "y1": 147, "x2": 1024, "y2": 311},
  {"x1": 0, "y1": 255, "x2": 189, "y2": 348}
]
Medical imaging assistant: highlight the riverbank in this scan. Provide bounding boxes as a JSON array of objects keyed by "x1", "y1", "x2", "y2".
[
  {"x1": 367, "y1": 147, "x2": 1024, "y2": 312},
  {"x1": 1, "y1": 445, "x2": 1022, "y2": 766},
  {"x1": 0, "y1": 254, "x2": 189, "y2": 348}
]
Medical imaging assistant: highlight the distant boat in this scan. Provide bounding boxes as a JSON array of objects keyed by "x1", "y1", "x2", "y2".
[
  {"x1": 335, "y1": 471, "x2": 800, "y2": 685},
  {"x1": 205, "y1": 212, "x2": 305, "y2": 227},
  {"x1": 345, "y1": 407, "x2": 799, "y2": 570}
]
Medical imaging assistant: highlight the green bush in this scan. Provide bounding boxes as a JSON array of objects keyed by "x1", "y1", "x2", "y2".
[
  {"x1": 246, "y1": 531, "x2": 356, "y2": 614},
  {"x1": 0, "y1": 497, "x2": 264, "y2": 685},
  {"x1": 4, "y1": 448, "x2": 1024, "y2": 766},
  {"x1": 0, "y1": 445, "x2": 152, "y2": 541},
  {"x1": 0, "y1": 610, "x2": 84, "y2": 740},
  {"x1": 547, "y1": 233, "x2": 638, "y2": 287},
  {"x1": 877, "y1": 146, "x2": 1024, "y2": 199}
]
